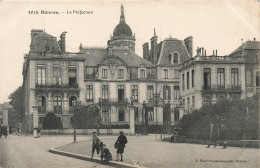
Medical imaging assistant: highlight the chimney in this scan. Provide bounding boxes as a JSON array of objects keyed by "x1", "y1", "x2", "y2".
[
  {"x1": 184, "y1": 36, "x2": 193, "y2": 57},
  {"x1": 142, "y1": 42, "x2": 149, "y2": 61},
  {"x1": 150, "y1": 28, "x2": 158, "y2": 64},
  {"x1": 60, "y1": 32, "x2": 67, "y2": 52},
  {"x1": 254, "y1": 37, "x2": 256, "y2": 41},
  {"x1": 202, "y1": 47, "x2": 204, "y2": 56},
  {"x1": 216, "y1": 50, "x2": 218, "y2": 56},
  {"x1": 213, "y1": 50, "x2": 215, "y2": 56},
  {"x1": 205, "y1": 50, "x2": 206, "y2": 56}
]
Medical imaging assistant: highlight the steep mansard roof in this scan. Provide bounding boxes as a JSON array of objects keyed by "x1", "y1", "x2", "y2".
[
  {"x1": 230, "y1": 41, "x2": 260, "y2": 56},
  {"x1": 156, "y1": 37, "x2": 191, "y2": 65}
]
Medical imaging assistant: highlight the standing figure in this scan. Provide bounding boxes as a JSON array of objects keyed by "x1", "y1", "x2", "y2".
[
  {"x1": 3, "y1": 126, "x2": 8, "y2": 139},
  {"x1": 100, "y1": 144, "x2": 112, "y2": 164},
  {"x1": 114, "y1": 131, "x2": 128, "y2": 161},
  {"x1": 91, "y1": 132, "x2": 100, "y2": 159},
  {"x1": 0, "y1": 125, "x2": 2, "y2": 139}
]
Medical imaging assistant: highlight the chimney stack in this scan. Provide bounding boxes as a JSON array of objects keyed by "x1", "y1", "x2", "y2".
[
  {"x1": 254, "y1": 37, "x2": 256, "y2": 41},
  {"x1": 216, "y1": 50, "x2": 218, "y2": 56},
  {"x1": 213, "y1": 50, "x2": 215, "y2": 56},
  {"x1": 202, "y1": 47, "x2": 204, "y2": 56},
  {"x1": 142, "y1": 42, "x2": 149, "y2": 61},
  {"x1": 59, "y1": 31, "x2": 67, "y2": 52}
]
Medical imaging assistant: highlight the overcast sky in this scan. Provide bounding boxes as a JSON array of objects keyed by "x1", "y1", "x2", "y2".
[{"x1": 0, "y1": 0, "x2": 259, "y2": 104}]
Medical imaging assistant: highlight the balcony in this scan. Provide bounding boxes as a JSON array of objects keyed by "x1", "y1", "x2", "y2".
[
  {"x1": 98, "y1": 98, "x2": 129, "y2": 105},
  {"x1": 202, "y1": 85, "x2": 242, "y2": 93},
  {"x1": 35, "y1": 83, "x2": 79, "y2": 92}
]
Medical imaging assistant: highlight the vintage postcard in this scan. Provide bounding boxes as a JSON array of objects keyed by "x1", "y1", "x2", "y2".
[{"x1": 0, "y1": 0, "x2": 259, "y2": 168}]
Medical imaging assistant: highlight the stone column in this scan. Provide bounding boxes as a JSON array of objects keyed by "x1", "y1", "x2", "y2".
[
  {"x1": 47, "y1": 92, "x2": 52, "y2": 112},
  {"x1": 179, "y1": 107, "x2": 184, "y2": 120},
  {"x1": 129, "y1": 106, "x2": 135, "y2": 135},
  {"x1": 32, "y1": 106, "x2": 38, "y2": 138}
]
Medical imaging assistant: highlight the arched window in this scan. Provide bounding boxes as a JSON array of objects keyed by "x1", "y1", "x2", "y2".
[
  {"x1": 69, "y1": 96, "x2": 77, "y2": 106},
  {"x1": 256, "y1": 71, "x2": 260, "y2": 86},
  {"x1": 37, "y1": 96, "x2": 46, "y2": 113},
  {"x1": 53, "y1": 96, "x2": 62, "y2": 113}
]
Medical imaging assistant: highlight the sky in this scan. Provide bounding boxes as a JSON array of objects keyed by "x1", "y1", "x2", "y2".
[{"x1": 0, "y1": 0, "x2": 259, "y2": 104}]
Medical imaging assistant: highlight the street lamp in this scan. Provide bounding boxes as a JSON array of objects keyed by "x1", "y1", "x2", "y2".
[
  {"x1": 72, "y1": 100, "x2": 80, "y2": 143},
  {"x1": 142, "y1": 101, "x2": 148, "y2": 135}
]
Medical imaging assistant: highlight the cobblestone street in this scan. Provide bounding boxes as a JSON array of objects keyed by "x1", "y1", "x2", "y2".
[{"x1": 0, "y1": 135, "x2": 113, "y2": 168}]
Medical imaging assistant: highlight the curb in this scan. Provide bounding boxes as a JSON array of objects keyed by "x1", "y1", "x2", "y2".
[{"x1": 49, "y1": 147, "x2": 144, "y2": 168}]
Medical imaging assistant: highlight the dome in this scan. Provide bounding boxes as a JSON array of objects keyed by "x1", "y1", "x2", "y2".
[{"x1": 113, "y1": 21, "x2": 133, "y2": 38}]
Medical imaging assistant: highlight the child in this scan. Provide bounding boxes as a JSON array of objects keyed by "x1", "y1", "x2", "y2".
[{"x1": 100, "y1": 144, "x2": 112, "y2": 164}]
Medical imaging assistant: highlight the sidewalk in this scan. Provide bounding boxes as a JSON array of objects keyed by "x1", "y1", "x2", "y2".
[{"x1": 50, "y1": 135, "x2": 260, "y2": 168}]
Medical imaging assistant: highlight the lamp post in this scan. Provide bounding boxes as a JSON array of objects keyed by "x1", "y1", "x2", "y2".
[
  {"x1": 142, "y1": 101, "x2": 148, "y2": 135},
  {"x1": 72, "y1": 100, "x2": 80, "y2": 143}
]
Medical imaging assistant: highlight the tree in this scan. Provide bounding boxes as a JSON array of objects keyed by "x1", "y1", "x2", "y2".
[
  {"x1": 43, "y1": 112, "x2": 62, "y2": 129},
  {"x1": 74, "y1": 104, "x2": 101, "y2": 129},
  {"x1": 8, "y1": 86, "x2": 24, "y2": 127}
]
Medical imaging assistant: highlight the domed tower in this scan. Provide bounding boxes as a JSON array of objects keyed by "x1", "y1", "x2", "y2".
[{"x1": 108, "y1": 4, "x2": 136, "y2": 52}]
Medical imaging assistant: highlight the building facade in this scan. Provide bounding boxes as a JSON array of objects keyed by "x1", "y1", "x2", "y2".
[
  {"x1": 22, "y1": 4, "x2": 260, "y2": 133},
  {"x1": 0, "y1": 103, "x2": 9, "y2": 127}
]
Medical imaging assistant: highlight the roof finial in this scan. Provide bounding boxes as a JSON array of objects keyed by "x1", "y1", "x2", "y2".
[
  {"x1": 120, "y1": 3, "x2": 125, "y2": 22},
  {"x1": 154, "y1": 28, "x2": 156, "y2": 36}
]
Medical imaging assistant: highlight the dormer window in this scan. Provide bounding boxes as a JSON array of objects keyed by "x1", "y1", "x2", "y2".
[
  {"x1": 102, "y1": 69, "x2": 108, "y2": 79},
  {"x1": 170, "y1": 52, "x2": 179, "y2": 64},
  {"x1": 140, "y1": 69, "x2": 146, "y2": 79}
]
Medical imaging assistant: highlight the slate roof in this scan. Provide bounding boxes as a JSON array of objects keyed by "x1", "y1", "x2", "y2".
[
  {"x1": 82, "y1": 48, "x2": 155, "y2": 67},
  {"x1": 230, "y1": 41, "x2": 260, "y2": 56},
  {"x1": 30, "y1": 32, "x2": 61, "y2": 54},
  {"x1": 157, "y1": 37, "x2": 191, "y2": 65}
]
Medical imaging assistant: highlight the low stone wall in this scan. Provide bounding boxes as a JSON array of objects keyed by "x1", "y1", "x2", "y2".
[
  {"x1": 40, "y1": 129, "x2": 131, "y2": 135},
  {"x1": 163, "y1": 136, "x2": 260, "y2": 148}
]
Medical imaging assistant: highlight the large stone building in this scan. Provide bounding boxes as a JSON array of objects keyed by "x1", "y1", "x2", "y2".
[{"x1": 22, "y1": 4, "x2": 260, "y2": 133}]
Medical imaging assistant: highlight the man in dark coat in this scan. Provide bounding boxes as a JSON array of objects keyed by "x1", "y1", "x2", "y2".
[
  {"x1": 0, "y1": 125, "x2": 2, "y2": 139},
  {"x1": 2, "y1": 126, "x2": 8, "y2": 139},
  {"x1": 114, "y1": 131, "x2": 128, "y2": 161}
]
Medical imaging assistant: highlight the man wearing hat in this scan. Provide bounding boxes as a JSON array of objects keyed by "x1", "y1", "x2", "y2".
[{"x1": 114, "y1": 131, "x2": 128, "y2": 161}]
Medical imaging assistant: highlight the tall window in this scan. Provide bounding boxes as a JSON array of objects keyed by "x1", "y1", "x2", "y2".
[
  {"x1": 174, "y1": 69, "x2": 179, "y2": 79},
  {"x1": 118, "y1": 107, "x2": 125, "y2": 121},
  {"x1": 131, "y1": 85, "x2": 138, "y2": 102},
  {"x1": 192, "y1": 96, "x2": 195, "y2": 107},
  {"x1": 148, "y1": 107, "x2": 154, "y2": 121},
  {"x1": 174, "y1": 86, "x2": 179, "y2": 100},
  {"x1": 53, "y1": 96, "x2": 62, "y2": 113},
  {"x1": 102, "y1": 69, "x2": 107, "y2": 79},
  {"x1": 37, "y1": 65, "x2": 46, "y2": 85},
  {"x1": 174, "y1": 53, "x2": 178, "y2": 63},
  {"x1": 102, "y1": 108, "x2": 109, "y2": 124},
  {"x1": 191, "y1": 70, "x2": 194, "y2": 88},
  {"x1": 86, "y1": 85, "x2": 93, "y2": 102},
  {"x1": 102, "y1": 85, "x2": 109, "y2": 100},
  {"x1": 217, "y1": 68, "x2": 225, "y2": 87},
  {"x1": 231, "y1": 68, "x2": 239, "y2": 86},
  {"x1": 37, "y1": 96, "x2": 46, "y2": 113},
  {"x1": 187, "y1": 98, "x2": 190, "y2": 111},
  {"x1": 163, "y1": 86, "x2": 171, "y2": 100},
  {"x1": 256, "y1": 71, "x2": 260, "y2": 86},
  {"x1": 53, "y1": 65, "x2": 61, "y2": 84},
  {"x1": 163, "y1": 69, "x2": 169, "y2": 79},
  {"x1": 182, "y1": 74, "x2": 185, "y2": 91},
  {"x1": 147, "y1": 85, "x2": 154, "y2": 100},
  {"x1": 118, "y1": 69, "x2": 124, "y2": 79},
  {"x1": 68, "y1": 66, "x2": 76, "y2": 86},
  {"x1": 140, "y1": 69, "x2": 146, "y2": 79},
  {"x1": 187, "y1": 72, "x2": 190, "y2": 89},
  {"x1": 203, "y1": 68, "x2": 211, "y2": 89}
]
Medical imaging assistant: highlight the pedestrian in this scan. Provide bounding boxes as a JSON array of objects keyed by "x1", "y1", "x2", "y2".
[
  {"x1": 114, "y1": 131, "x2": 128, "y2": 161},
  {"x1": 207, "y1": 126, "x2": 218, "y2": 148},
  {"x1": 100, "y1": 144, "x2": 112, "y2": 164},
  {"x1": 221, "y1": 124, "x2": 229, "y2": 149},
  {"x1": 0, "y1": 125, "x2": 2, "y2": 139},
  {"x1": 91, "y1": 131, "x2": 101, "y2": 159},
  {"x1": 3, "y1": 126, "x2": 8, "y2": 139}
]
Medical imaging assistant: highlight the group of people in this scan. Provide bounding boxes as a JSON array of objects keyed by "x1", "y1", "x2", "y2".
[
  {"x1": 91, "y1": 131, "x2": 128, "y2": 164},
  {"x1": 0, "y1": 125, "x2": 8, "y2": 139}
]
